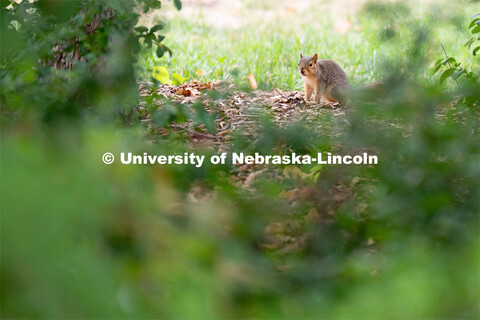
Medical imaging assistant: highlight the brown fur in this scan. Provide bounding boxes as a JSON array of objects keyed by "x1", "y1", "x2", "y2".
[{"x1": 298, "y1": 53, "x2": 350, "y2": 104}]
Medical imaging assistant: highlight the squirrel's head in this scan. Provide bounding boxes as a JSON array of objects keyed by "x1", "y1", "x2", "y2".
[{"x1": 298, "y1": 53, "x2": 318, "y2": 76}]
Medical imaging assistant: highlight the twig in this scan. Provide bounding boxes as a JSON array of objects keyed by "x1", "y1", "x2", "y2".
[
  {"x1": 441, "y1": 43, "x2": 459, "y2": 87},
  {"x1": 187, "y1": 130, "x2": 218, "y2": 139}
]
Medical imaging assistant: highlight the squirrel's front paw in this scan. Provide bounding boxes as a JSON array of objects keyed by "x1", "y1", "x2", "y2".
[{"x1": 307, "y1": 98, "x2": 322, "y2": 104}]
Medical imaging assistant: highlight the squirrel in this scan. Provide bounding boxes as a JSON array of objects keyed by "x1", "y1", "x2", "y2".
[{"x1": 298, "y1": 53, "x2": 350, "y2": 104}]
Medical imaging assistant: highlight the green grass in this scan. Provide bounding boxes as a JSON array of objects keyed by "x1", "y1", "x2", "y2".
[{"x1": 136, "y1": 0, "x2": 477, "y2": 91}]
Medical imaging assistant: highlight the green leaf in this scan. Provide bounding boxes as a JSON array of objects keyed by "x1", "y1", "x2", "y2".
[
  {"x1": 145, "y1": 38, "x2": 152, "y2": 48},
  {"x1": 469, "y1": 17, "x2": 480, "y2": 28},
  {"x1": 37, "y1": 0, "x2": 81, "y2": 22},
  {"x1": 157, "y1": 35, "x2": 165, "y2": 43},
  {"x1": 145, "y1": 33, "x2": 156, "y2": 48},
  {"x1": 171, "y1": 73, "x2": 187, "y2": 85},
  {"x1": 464, "y1": 38, "x2": 475, "y2": 49},
  {"x1": 174, "y1": 0, "x2": 182, "y2": 10},
  {"x1": 156, "y1": 45, "x2": 165, "y2": 58},
  {"x1": 439, "y1": 68, "x2": 455, "y2": 83},
  {"x1": 152, "y1": 66, "x2": 171, "y2": 84},
  {"x1": 151, "y1": 0, "x2": 161, "y2": 9},
  {"x1": 158, "y1": 43, "x2": 173, "y2": 57},
  {"x1": 432, "y1": 64, "x2": 443, "y2": 75},
  {"x1": 472, "y1": 25, "x2": 480, "y2": 34},
  {"x1": 134, "y1": 26, "x2": 149, "y2": 33},
  {"x1": 473, "y1": 46, "x2": 480, "y2": 56},
  {"x1": 309, "y1": 164, "x2": 323, "y2": 173},
  {"x1": 146, "y1": 33, "x2": 157, "y2": 42},
  {"x1": 442, "y1": 57, "x2": 455, "y2": 65},
  {"x1": 452, "y1": 69, "x2": 466, "y2": 80},
  {"x1": 150, "y1": 23, "x2": 164, "y2": 33}
]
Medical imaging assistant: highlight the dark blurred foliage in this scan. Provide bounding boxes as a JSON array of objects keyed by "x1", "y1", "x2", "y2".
[
  {"x1": 0, "y1": 0, "x2": 174, "y2": 125},
  {"x1": 1, "y1": 1, "x2": 479, "y2": 319}
]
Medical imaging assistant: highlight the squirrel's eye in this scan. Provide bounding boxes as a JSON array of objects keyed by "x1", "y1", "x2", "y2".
[{"x1": 309, "y1": 63, "x2": 313, "y2": 67}]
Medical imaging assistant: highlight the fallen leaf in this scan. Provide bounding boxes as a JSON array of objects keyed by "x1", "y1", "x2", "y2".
[
  {"x1": 283, "y1": 165, "x2": 309, "y2": 181},
  {"x1": 265, "y1": 222, "x2": 285, "y2": 235},
  {"x1": 244, "y1": 169, "x2": 266, "y2": 187},
  {"x1": 305, "y1": 208, "x2": 321, "y2": 224},
  {"x1": 279, "y1": 190, "x2": 293, "y2": 199},
  {"x1": 350, "y1": 176, "x2": 361, "y2": 187},
  {"x1": 278, "y1": 237, "x2": 306, "y2": 254},
  {"x1": 260, "y1": 236, "x2": 283, "y2": 250},
  {"x1": 175, "y1": 88, "x2": 193, "y2": 96},
  {"x1": 248, "y1": 73, "x2": 258, "y2": 90},
  {"x1": 197, "y1": 82, "x2": 212, "y2": 90}
]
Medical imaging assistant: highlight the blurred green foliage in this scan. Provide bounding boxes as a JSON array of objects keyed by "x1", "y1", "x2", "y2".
[
  {"x1": 0, "y1": 0, "x2": 178, "y2": 124},
  {"x1": 1, "y1": 0, "x2": 479, "y2": 319}
]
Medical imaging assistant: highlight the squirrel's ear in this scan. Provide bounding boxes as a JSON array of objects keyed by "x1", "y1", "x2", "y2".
[
  {"x1": 313, "y1": 53, "x2": 318, "y2": 63},
  {"x1": 300, "y1": 53, "x2": 303, "y2": 58}
]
